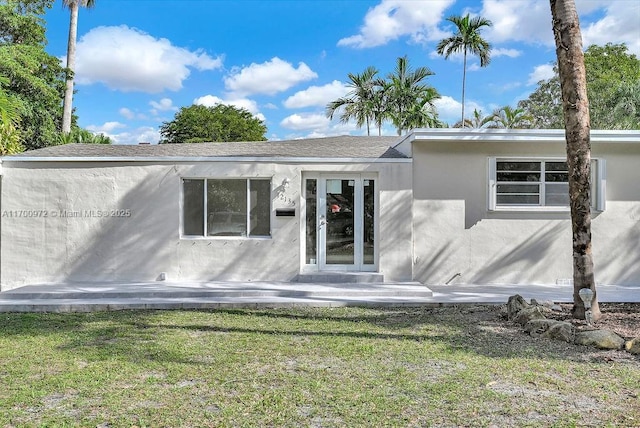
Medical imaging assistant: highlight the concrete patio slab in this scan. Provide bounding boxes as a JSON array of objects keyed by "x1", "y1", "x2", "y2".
[{"x1": 0, "y1": 281, "x2": 638, "y2": 312}]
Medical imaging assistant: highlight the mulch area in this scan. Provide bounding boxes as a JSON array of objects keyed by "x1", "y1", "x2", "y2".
[{"x1": 545, "y1": 302, "x2": 640, "y2": 339}]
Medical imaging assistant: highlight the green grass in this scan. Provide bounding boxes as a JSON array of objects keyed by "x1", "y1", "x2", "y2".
[{"x1": 0, "y1": 307, "x2": 638, "y2": 427}]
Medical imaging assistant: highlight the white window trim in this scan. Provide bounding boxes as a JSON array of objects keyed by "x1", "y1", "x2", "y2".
[
  {"x1": 180, "y1": 177, "x2": 273, "y2": 239},
  {"x1": 488, "y1": 157, "x2": 606, "y2": 212}
]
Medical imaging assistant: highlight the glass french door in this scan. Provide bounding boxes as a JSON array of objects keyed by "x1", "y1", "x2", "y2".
[{"x1": 304, "y1": 174, "x2": 377, "y2": 271}]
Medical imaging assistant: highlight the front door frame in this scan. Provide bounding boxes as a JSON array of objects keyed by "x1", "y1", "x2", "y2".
[{"x1": 301, "y1": 172, "x2": 378, "y2": 272}]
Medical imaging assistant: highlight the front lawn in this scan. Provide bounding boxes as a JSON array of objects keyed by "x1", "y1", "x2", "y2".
[{"x1": 1, "y1": 306, "x2": 638, "y2": 427}]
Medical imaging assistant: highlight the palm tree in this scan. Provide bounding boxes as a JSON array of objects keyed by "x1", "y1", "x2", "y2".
[
  {"x1": 62, "y1": 0, "x2": 96, "y2": 134},
  {"x1": 325, "y1": 66, "x2": 382, "y2": 136},
  {"x1": 369, "y1": 79, "x2": 388, "y2": 136},
  {"x1": 486, "y1": 105, "x2": 533, "y2": 129},
  {"x1": 385, "y1": 56, "x2": 440, "y2": 135},
  {"x1": 550, "y1": 0, "x2": 599, "y2": 321},
  {"x1": 436, "y1": 14, "x2": 492, "y2": 125},
  {"x1": 402, "y1": 92, "x2": 444, "y2": 130},
  {"x1": 453, "y1": 108, "x2": 493, "y2": 128}
]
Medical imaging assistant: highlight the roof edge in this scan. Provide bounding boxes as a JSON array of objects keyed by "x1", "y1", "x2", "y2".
[
  {"x1": 407, "y1": 128, "x2": 640, "y2": 143},
  {"x1": 1, "y1": 155, "x2": 412, "y2": 164}
]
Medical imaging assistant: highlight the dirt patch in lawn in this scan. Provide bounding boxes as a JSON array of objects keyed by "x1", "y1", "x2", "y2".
[
  {"x1": 464, "y1": 302, "x2": 640, "y2": 363},
  {"x1": 545, "y1": 302, "x2": 640, "y2": 340}
]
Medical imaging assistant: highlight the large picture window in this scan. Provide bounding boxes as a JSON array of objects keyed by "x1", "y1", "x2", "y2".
[
  {"x1": 488, "y1": 158, "x2": 605, "y2": 211},
  {"x1": 182, "y1": 178, "x2": 271, "y2": 237}
]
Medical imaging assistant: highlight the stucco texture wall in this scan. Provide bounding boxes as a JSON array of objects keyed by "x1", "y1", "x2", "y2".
[
  {"x1": 412, "y1": 140, "x2": 640, "y2": 286},
  {"x1": 0, "y1": 160, "x2": 412, "y2": 290}
]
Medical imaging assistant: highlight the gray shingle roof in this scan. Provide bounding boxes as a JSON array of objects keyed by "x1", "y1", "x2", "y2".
[{"x1": 9, "y1": 136, "x2": 407, "y2": 160}]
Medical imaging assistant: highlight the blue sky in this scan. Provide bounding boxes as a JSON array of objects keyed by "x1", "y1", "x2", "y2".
[{"x1": 43, "y1": 0, "x2": 640, "y2": 144}]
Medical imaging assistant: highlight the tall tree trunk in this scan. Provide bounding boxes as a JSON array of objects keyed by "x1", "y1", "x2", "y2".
[
  {"x1": 62, "y1": 1, "x2": 79, "y2": 134},
  {"x1": 461, "y1": 50, "x2": 467, "y2": 125},
  {"x1": 550, "y1": 0, "x2": 601, "y2": 321}
]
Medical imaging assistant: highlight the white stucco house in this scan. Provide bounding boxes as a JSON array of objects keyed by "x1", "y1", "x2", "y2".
[{"x1": 0, "y1": 129, "x2": 638, "y2": 291}]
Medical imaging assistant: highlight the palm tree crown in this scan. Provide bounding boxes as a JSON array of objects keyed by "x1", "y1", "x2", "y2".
[
  {"x1": 325, "y1": 66, "x2": 382, "y2": 136},
  {"x1": 486, "y1": 105, "x2": 533, "y2": 129},
  {"x1": 384, "y1": 56, "x2": 440, "y2": 135},
  {"x1": 436, "y1": 14, "x2": 492, "y2": 125},
  {"x1": 62, "y1": 0, "x2": 96, "y2": 134},
  {"x1": 453, "y1": 108, "x2": 493, "y2": 128},
  {"x1": 326, "y1": 56, "x2": 442, "y2": 136}
]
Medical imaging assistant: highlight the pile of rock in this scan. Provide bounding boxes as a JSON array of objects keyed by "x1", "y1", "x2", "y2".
[{"x1": 506, "y1": 294, "x2": 639, "y2": 355}]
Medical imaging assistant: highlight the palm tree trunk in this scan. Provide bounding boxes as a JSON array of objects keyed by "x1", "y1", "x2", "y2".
[
  {"x1": 62, "y1": 1, "x2": 79, "y2": 134},
  {"x1": 550, "y1": 0, "x2": 601, "y2": 321},
  {"x1": 461, "y1": 50, "x2": 467, "y2": 125}
]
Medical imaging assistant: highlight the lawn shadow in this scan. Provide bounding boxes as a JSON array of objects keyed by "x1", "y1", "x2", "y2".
[{"x1": 1, "y1": 307, "x2": 633, "y2": 364}]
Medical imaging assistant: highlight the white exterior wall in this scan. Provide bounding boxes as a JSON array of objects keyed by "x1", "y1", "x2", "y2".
[
  {"x1": 412, "y1": 139, "x2": 640, "y2": 286},
  {"x1": 0, "y1": 159, "x2": 412, "y2": 290}
]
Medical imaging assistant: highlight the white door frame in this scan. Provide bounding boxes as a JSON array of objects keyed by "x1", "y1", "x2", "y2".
[{"x1": 301, "y1": 173, "x2": 378, "y2": 272}]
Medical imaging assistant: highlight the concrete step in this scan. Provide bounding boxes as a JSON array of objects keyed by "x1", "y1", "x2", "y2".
[
  {"x1": 0, "y1": 281, "x2": 435, "y2": 312},
  {"x1": 295, "y1": 272, "x2": 385, "y2": 283},
  {"x1": 0, "y1": 296, "x2": 441, "y2": 313},
  {"x1": 1, "y1": 283, "x2": 637, "y2": 313},
  {"x1": 0, "y1": 281, "x2": 431, "y2": 300}
]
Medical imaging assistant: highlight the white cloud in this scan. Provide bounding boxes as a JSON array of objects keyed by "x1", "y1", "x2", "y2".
[
  {"x1": 83, "y1": 123, "x2": 160, "y2": 144},
  {"x1": 110, "y1": 126, "x2": 161, "y2": 145},
  {"x1": 194, "y1": 95, "x2": 265, "y2": 121},
  {"x1": 118, "y1": 107, "x2": 147, "y2": 120},
  {"x1": 280, "y1": 113, "x2": 330, "y2": 131},
  {"x1": 283, "y1": 81, "x2": 349, "y2": 109},
  {"x1": 302, "y1": 131, "x2": 328, "y2": 139},
  {"x1": 86, "y1": 121, "x2": 126, "y2": 133},
  {"x1": 283, "y1": 119, "x2": 393, "y2": 140},
  {"x1": 224, "y1": 57, "x2": 317, "y2": 96},
  {"x1": 434, "y1": 96, "x2": 485, "y2": 126},
  {"x1": 527, "y1": 63, "x2": 556, "y2": 85},
  {"x1": 194, "y1": 95, "x2": 226, "y2": 107},
  {"x1": 581, "y1": 1, "x2": 640, "y2": 55},
  {"x1": 434, "y1": 96, "x2": 462, "y2": 122},
  {"x1": 119, "y1": 108, "x2": 135, "y2": 120},
  {"x1": 149, "y1": 98, "x2": 177, "y2": 112},
  {"x1": 492, "y1": 48, "x2": 522, "y2": 58},
  {"x1": 481, "y1": 0, "x2": 640, "y2": 55},
  {"x1": 338, "y1": 0, "x2": 454, "y2": 48},
  {"x1": 481, "y1": 0, "x2": 553, "y2": 45},
  {"x1": 71, "y1": 25, "x2": 223, "y2": 93}
]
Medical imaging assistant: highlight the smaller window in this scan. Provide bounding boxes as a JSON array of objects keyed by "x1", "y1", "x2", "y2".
[
  {"x1": 489, "y1": 158, "x2": 605, "y2": 211},
  {"x1": 182, "y1": 178, "x2": 271, "y2": 237}
]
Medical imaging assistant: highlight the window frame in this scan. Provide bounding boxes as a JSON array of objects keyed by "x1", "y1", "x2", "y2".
[
  {"x1": 181, "y1": 177, "x2": 272, "y2": 239},
  {"x1": 488, "y1": 157, "x2": 606, "y2": 212}
]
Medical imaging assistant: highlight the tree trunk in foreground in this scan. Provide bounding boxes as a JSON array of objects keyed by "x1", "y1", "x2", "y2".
[
  {"x1": 549, "y1": 0, "x2": 601, "y2": 321},
  {"x1": 62, "y1": 1, "x2": 79, "y2": 134}
]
